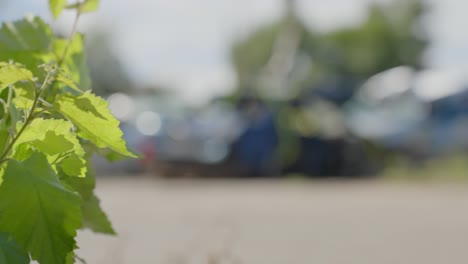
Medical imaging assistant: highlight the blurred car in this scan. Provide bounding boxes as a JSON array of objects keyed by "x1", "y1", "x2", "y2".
[
  {"x1": 152, "y1": 102, "x2": 244, "y2": 177},
  {"x1": 95, "y1": 93, "x2": 245, "y2": 176},
  {"x1": 345, "y1": 66, "x2": 468, "y2": 158}
]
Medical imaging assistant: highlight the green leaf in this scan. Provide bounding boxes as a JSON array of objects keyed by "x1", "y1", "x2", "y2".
[
  {"x1": 65, "y1": 252, "x2": 75, "y2": 264},
  {"x1": 0, "y1": 17, "x2": 55, "y2": 80},
  {"x1": 0, "y1": 18, "x2": 91, "y2": 92},
  {"x1": 54, "y1": 34, "x2": 91, "y2": 90},
  {"x1": 60, "y1": 153, "x2": 87, "y2": 177},
  {"x1": 6, "y1": 102, "x2": 20, "y2": 133},
  {"x1": 63, "y1": 165, "x2": 115, "y2": 234},
  {"x1": 65, "y1": 251, "x2": 87, "y2": 264},
  {"x1": 56, "y1": 72, "x2": 84, "y2": 93},
  {"x1": 0, "y1": 121, "x2": 10, "y2": 156},
  {"x1": 49, "y1": 0, "x2": 67, "y2": 19},
  {"x1": 67, "y1": 0, "x2": 99, "y2": 13},
  {"x1": 0, "y1": 63, "x2": 33, "y2": 91},
  {"x1": 81, "y1": 0, "x2": 100, "y2": 12},
  {"x1": 12, "y1": 96, "x2": 33, "y2": 109},
  {"x1": 0, "y1": 153, "x2": 82, "y2": 264},
  {"x1": 12, "y1": 81, "x2": 35, "y2": 109},
  {"x1": 84, "y1": 141, "x2": 141, "y2": 162},
  {"x1": 0, "y1": 17, "x2": 53, "y2": 52},
  {"x1": 0, "y1": 18, "x2": 90, "y2": 89},
  {"x1": 63, "y1": 166, "x2": 95, "y2": 200},
  {"x1": 31, "y1": 131, "x2": 74, "y2": 155},
  {"x1": 11, "y1": 142, "x2": 34, "y2": 162},
  {"x1": 104, "y1": 149, "x2": 136, "y2": 162},
  {"x1": 82, "y1": 194, "x2": 115, "y2": 234},
  {"x1": 54, "y1": 91, "x2": 136, "y2": 158},
  {"x1": 13, "y1": 118, "x2": 77, "y2": 155},
  {"x1": 0, "y1": 129, "x2": 9, "y2": 155},
  {"x1": 0, "y1": 232, "x2": 29, "y2": 264},
  {"x1": 13, "y1": 118, "x2": 87, "y2": 177}
]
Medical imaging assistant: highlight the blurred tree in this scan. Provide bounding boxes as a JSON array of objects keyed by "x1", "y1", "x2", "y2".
[
  {"x1": 231, "y1": 24, "x2": 281, "y2": 91},
  {"x1": 230, "y1": 0, "x2": 428, "y2": 99},
  {"x1": 231, "y1": 0, "x2": 314, "y2": 100},
  {"x1": 86, "y1": 31, "x2": 133, "y2": 96},
  {"x1": 229, "y1": 0, "x2": 428, "y2": 173},
  {"x1": 318, "y1": 0, "x2": 427, "y2": 79}
]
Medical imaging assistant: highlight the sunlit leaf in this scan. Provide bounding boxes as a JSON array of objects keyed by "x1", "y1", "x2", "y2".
[
  {"x1": 49, "y1": 0, "x2": 67, "y2": 19},
  {"x1": 0, "y1": 63, "x2": 33, "y2": 91},
  {"x1": 0, "y1": 17, "x2": 55, "y2": 82},
  {"x1": 54, "y1": 91, "x2": 136, "y2": 157},
  {"x1": 56, "y1": 72, "x2": 84, "y2": 93},
  {"x1": 0, "y1": 17, "x2": 53, "y2": 52},
  {"x1": 54, "y1": 34, "x2": 91, "y2": 90},
  {"x1": 67, "y1": 0, "x2": 99, "y2": 13},
  {"x1": 13, "y1": 118, "x2": 87, "y2": 177}
]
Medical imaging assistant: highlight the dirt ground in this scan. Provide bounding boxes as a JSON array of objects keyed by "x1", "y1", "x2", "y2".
[{"x1": 76, "y1": 177, "x2": 468, "y2": 264}]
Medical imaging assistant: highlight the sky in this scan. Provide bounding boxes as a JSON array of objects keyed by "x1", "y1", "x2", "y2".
[{"x1": 3, "y1": 0, "x2": 468, "y2": 104}]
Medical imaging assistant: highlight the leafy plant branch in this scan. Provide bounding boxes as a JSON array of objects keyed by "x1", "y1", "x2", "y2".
[
  {"x1": 0, "y1": 1, "x2": 134, "y2": 263},
  {"x1": 0, "y1": 69, "x2": 53, "y2": 164}
]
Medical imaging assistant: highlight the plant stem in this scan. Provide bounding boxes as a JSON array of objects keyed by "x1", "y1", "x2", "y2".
[
  {"x1": 50, "y1": 150, "x2": 74, "y2": 165},
  {"x1": 0, "y1": 6, "x2": 83, "y2": 165},
  {"x1": 58, "y1": 10, "x2": 81, "y2": 66},
  {"x1": 44, "y1": 8, "x2": 82, "y2": 101},
  {"x1": 6, "y1": 85, "x2": 12, "y2": 109},
  {"x1": 0, "y1": 71, "x2": 52, "y2": 163}
]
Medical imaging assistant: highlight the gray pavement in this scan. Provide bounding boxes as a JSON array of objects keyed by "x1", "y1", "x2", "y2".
[{"x1": 77, "y1": 177, "x2": 468, "y2": 264}]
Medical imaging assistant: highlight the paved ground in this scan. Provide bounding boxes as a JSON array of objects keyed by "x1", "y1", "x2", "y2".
[{"x1": 77, "y1": 177, "x2": 468, "y2": 264}]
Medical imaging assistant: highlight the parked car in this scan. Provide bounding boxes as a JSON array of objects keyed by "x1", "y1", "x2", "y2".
[{"x1": 345, "y1": 66, "x2": 468, "y2": 157}]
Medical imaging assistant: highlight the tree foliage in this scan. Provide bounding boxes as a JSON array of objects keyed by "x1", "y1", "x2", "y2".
[
  {"x1": 0, "y1": 1, "x2": 134, "y2": 263},
  {"x1": 229, "y1": 0, "x2": 428, "y2": 168},
  {"x1": 318, "y1": 0, "x2": 427, "y2": 78},
  {"x1": 230, "y1": 0, "x2": 428, "y2": 97}
]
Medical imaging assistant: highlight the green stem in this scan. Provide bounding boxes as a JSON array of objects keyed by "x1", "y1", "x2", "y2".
[
  {"x1": 58, "y1": 10, "x2": 81, "y2": 66},
  {"x1": 1, "y1": 85, "x2": 13, "y2": 123},
  {"x1": 38, "y1": 97, "x2": 53, "y2": 107},
  {"x1": 0, "y1": 71, "x2": 52, "y2": 163},
  {"x1": 51, "y1": 150, "x2": 74, "y2": 165},
  {"x1": 6, "y1": 85, "x2": 12, "y2": 109},
  {"x1": 0, "y1": 6, "x2": 83, "y2": 165},
  {"x1": 44, "y1": 9, "x2": 82, "y2": 101}
]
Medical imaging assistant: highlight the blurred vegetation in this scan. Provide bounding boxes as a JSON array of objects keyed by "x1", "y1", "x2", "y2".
[
  {"x1": 382, "y1": 154, "x2": 468, "y2": 183},
  {"x1": 230, "y1": 0, "x2": 427, "y2": 99},
  {"x1": 319, "y1": 0, "x2": 427, "y2": 78},
  {"x1": 228, "y1": 0, "x2": 429, "y2": 174}
]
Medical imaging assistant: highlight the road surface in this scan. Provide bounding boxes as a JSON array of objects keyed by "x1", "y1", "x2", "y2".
[{"x1": 77, "y1": 177, "x2": 468, "y2": 264}]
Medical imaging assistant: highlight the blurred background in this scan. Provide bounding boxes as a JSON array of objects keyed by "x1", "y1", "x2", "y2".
[
  {"x1": 5, "y1": 0, "x2": 468, "y2": 179},
  {"x1": 5, "y1": 0, "x2": 468, "y2": 263}
]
